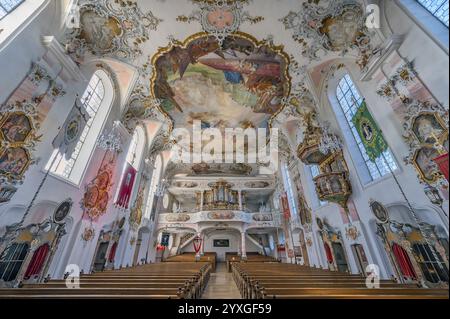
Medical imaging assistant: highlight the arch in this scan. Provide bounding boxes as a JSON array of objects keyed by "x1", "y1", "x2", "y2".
[
  {"x1": 133, "y1": 226, "x2": 151, "y2": 265},
  {"x1": 327, "y1": 68, "x2": 399, "y2": 185},
  {"x1": 46, "y1": 69, "x2": 115, "y2": 185}
]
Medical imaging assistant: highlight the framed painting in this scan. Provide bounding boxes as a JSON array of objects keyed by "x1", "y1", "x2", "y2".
[
  {"x1": 411, "y1": 112, "x2": 448, "y2": 147},
  {"x1": 0, "y1": 112, "x2": 33, "y2": 144},
  {"x1": 413, "y1": 146, "x2": 443, "y2": 183},
  {"x1": 0, "y1": 147, "x2": 32, "y2": 180},
  {"x1": 213, "y1": 239, "x2": 230, "y2": 248}
]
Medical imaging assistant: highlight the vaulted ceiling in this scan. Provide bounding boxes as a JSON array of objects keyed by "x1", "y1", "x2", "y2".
[{"x1": 62, "y1": 0, "x2": 381, "y2": 177}]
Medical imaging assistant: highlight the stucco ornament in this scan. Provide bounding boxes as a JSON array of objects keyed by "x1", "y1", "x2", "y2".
[
  {"x1": 177, "y1": 0, "x2": 264, "y2": 45},
  {"x1": 402, "y1": 100, "x2": 449, "y2": 187},
  {"x1": 0, "y1": 101, "x2": 42, "y2": 186},
  {"x1": 280, "y1": 0, "x2": 377, "y2": 69},
  {"x1": 63, "y1": 0, "x2": 162, "y2": 62}
]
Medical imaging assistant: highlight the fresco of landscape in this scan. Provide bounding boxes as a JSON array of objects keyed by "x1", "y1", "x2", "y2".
[{"x1": 152, "y1": 35, "x2": 290, "y2": 132}]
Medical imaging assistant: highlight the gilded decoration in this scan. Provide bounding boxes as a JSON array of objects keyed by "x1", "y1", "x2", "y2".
[
  {"x1": 403, "y1": 100, "x2": 449, "y2": 186},
  {"x1": 0, "y1": 102, "x2": 42, "y2": 186},
  {"x1": 129, "y1": 176, "x2": 148, "y2": 231},
  {"x1": 177, "y1": 0, "x2": 264, "y2": 45},
  {"x1": 376, "y1": 220, "x2": 449, "y2": 286},
  {"x1": 63, "y1": 0, "x2": 162, "y2": 62},
  {"x1": 150, "y1": 32, "x2": 292, "y2": 137},
  {"x1": 280, "y1": 0, "x2": 378, "y2": 70},
  {"x1": 297, "y1": 112, "x2": 328, "y2": 165}
]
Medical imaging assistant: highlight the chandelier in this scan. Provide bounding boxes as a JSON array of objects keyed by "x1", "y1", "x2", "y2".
[
  {"x1": 97, "y1": 121, "x2": 123, "y2": 153},
  {"x1": 319, "y1": 123, "x2": 343, "y2": 155},
  {"x1": 155, "y1": 179, "x2": 168, "y2": 197}
]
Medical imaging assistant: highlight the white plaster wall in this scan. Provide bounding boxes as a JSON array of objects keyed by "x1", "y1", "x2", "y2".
[
  {"x1": 301, "y1": 1, "x2": 450, "y2": 277},
  {"x1": 182, "y1": 232, "x2": 261, "y2": 262}
]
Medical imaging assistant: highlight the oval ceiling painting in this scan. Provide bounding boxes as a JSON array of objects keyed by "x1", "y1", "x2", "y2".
[{"x1": 151, "y1": 33, "x2": 291, "y2": 132}]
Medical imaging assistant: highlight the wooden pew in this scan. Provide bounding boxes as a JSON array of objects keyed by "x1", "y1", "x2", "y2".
[
  {"x1": 0, "y1": 262, "x2": 211, "y2": 299},
  {"x1": 225, "y1": 253, "x2": 278, "y2": 272},
  {"x1": 232, "y1": 262, "x2": 449, "y2": 299},
  {"x1": 165, "y1": 252, "x2": 217, "y2": 272}
]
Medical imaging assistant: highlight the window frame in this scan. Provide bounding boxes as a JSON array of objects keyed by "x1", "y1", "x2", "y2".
[
  {"x1": 0, "y1": 242, "x2": 29, "y2": 282},
  {"x1": 333, "y1": 72, "x2": 399, "y2": 185},
  {"x1": 416, "y1": 0, "x2": 449, "y2": 27},
  {"x1": 0, "y1": 0, "x2": 25, "y2": 20},
  {"x1": 46, "y1": 70, "x2": 115, "y2": 186},
  {"x1": 394, "y1": 0, "x2": 449, "y2": 53}
]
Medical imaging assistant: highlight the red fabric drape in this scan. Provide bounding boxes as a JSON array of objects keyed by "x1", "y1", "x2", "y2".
[
  {"x1": 109, "y1": 242, "x2": 118, "y2": 263},
  {"x1": 115, "y1": 163, "x2": 137, "y2": 209},
  {"x1": 324, "y1": 243, "x2": 333, "y2": 263},
  {"x1": 392, "y1": 243, "x2": 417, "y2": 279},
  {"x1": 433, "y1": 153, "x2": 449, "y2": 181},
  {"x1": 281, "y1": 193, "x2": 291, "y2": 220},
  {"x1": 24, "y1": 244, "x2": 50, "y2": 279},
  {"x1": 193, "y1": 237, "x2": 202, "y2": 254}
]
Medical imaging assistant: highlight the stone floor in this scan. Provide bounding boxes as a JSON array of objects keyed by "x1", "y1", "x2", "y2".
[{"x1": 202, "y1": 263, "x2": 242, "y2": 299}]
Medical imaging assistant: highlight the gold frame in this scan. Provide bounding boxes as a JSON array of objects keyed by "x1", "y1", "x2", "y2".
[
  {"x1": 149, "y1": 31, "x2": 292, "y2": 135},
  {"x1": 0, "y1": 111, "x2": 37, "y2": 182},
  {"x1": 0, "y1": 111, "x2": 35, "y2": 145},
  {"x1": 412, "y1": 145, "x2": 444, "y2": 184},
  {"x1": 410, "y1": 112, "x2": 448, "y2": 149}
]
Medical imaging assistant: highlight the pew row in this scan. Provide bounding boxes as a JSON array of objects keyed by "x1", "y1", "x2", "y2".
[
  {"x1": 0, "y1": 262, "x2": 211, "y2": 299},
  {"x1": 232, "y1": 263, "x2": 449, "y2": 299}
]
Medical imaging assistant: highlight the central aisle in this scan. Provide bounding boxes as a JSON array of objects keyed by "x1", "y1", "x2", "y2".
[{"x1": 202, "y1": 263, "x2": 242, "y2": 299}]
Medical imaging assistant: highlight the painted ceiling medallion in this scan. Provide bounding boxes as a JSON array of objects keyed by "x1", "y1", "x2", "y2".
[
  {"x1": 280, "y1": 0, "x2": 377, "y2": 70},
  {"x1": 177, "y1": 0, "x2": 264, "y2": 45},
  {"x1": 64, "y1": 0, "x2": 162, "y2": 62}
]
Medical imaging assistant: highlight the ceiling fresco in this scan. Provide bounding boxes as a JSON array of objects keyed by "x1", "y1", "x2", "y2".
[
  {"x1": 151, "y1": 33, "x2": 291, "y2": 132},
  {"x1": 60, "y1": 0, "x2": 381, "y2": 172}
]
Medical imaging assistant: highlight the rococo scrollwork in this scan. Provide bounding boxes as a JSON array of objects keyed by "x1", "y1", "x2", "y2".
[
  {"x1": 280, "y1": 0, "x2": 379, "y2": 70},
  {"x1": 403, "y1": 100, "x2": 449, "y2": 186}
]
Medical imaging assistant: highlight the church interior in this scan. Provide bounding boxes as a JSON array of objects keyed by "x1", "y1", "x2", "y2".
[{"x1": 0, "y1": 0, "x2": 449, "y2": 300}]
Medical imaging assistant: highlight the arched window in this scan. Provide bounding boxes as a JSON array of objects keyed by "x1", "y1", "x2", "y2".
[
  {"x1": 281, "y1": 163, "x2": 298, "y2": 216},
  {"x1": 417, "y1": 0, "x2": 449, "y2": 26},
  {"x1": 144, "y1": 156, "x2": 163, "y2": 221},
  {"x1": 0, "y1": 0, "x2": 25, "y2": 20},
  {"x1": 47, "y1": 70, "x2": 114, "y2": 184},
  {"x1": 335, "y1": 74, "x2": 398, "y2": 183}
]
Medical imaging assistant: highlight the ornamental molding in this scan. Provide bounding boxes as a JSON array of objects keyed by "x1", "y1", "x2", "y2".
[
  {"x1": 63, "y1": 0, "x2": 162, "y2": 62},
  {"x1": 280, "y1": 0, "x2": 379, "y2": 70},
  {"x1": 177, "y1": 0, "x2": 264, "y2": 45}
]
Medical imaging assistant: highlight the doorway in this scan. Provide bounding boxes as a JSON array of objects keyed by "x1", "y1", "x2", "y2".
[
  {"x1": 351, "y1": 244, "x2": 369, "y2": 276},
  {"x1": 332, "y1": 242, "x2": 349, "y2": 273},
  {"x1": 93, "y1": 242, "x2": 109, "y2": 272}
]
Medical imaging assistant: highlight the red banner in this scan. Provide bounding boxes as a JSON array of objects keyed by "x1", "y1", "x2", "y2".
[
  {"x1": 433, "y1": 153, "x2": 449, "y2": 182},
  {"x1": 115, "y1": 163, "x2": 137, "y2": 209},
  {"x1": 281, "y1": 193, "x2": 291, "y2": 219}
]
